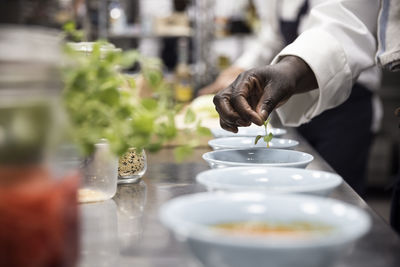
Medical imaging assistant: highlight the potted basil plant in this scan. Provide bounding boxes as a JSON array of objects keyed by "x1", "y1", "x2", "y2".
[{"x1": 62, "y1": 39, "x2": 209, "y2": 201}]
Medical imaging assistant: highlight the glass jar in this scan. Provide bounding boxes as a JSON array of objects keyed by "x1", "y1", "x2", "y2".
[
  {"x1": 118, "y1": 148, "x2": 147, "y2": 184},
  {"x1": 0, "y1": 26, "x2": 79, "y2": 267},
  {"x1": 67, "y1": 42, "x2": 122, "y2": 202},
  {"x1": 79, "y1": 140, "x2": 118, "y2": 203}
]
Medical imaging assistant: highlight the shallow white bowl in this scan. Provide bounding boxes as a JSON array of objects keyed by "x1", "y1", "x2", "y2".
[
  {"x1": 196, "y1": 167, "x2": 342, "y2": 196},
  {"x1": 202, "y1": 148, "x2": 313, "y2": 169},
  {"x1": 159, "y1": 192, "x2": 371, "y2": 267},
  {"x1": 208, "y1": 137, "x2": 299, "y2": 150},
  {"x1": 211, "y1": 124, "x2": 287, "y2": 138}
]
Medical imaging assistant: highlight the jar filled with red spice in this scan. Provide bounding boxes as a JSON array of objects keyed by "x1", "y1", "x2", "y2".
[{"x1": 0, "y1": 25, "x2": 80, "y2": 267}]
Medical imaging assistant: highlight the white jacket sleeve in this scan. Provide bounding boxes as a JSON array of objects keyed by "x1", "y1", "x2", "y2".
[
  {"x1": 234, "y1": 0, "x2": 284, "y2": 70},
  {"x1": 272, "y1": 0, "x2": 380, "y2": 126}
]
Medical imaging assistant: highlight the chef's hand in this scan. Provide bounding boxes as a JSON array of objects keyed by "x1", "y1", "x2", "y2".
[
  {"x1": 213, "y1": 56, "x2": 318, "y2": 132},
  {"x1": 197, "y1": 66, "x2": 244, "y2": 96}
]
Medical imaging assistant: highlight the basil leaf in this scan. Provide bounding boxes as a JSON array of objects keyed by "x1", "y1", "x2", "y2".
[
  {"x1": 184, "y1": 108, "x2": 196, "y2": 124},
  {"x1": 255, "y1": 135, "x2": 262, "y2": 145},
  {"x1": 120, "y1": 51, "x2": 139, "y2": 68},
  {"x1": 99, "y1": 88, "x2": 119, "y2": 106},
  {"x1": 141, "y1": 98, "x2": 158, "y2": 111},
  {"x1": 264, "y1": 133, "x2": 274, "y2": 148},
  {"x1": 145, "y1": 71, "x2": 162, "y2": 88}
]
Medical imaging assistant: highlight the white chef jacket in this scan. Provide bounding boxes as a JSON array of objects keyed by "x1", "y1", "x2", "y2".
[{"x1": 234, "y1": 0, "x2": 382, "y2": 129}]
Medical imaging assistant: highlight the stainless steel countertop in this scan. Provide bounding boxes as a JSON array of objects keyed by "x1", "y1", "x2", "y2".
[{"x1": 78, "y1": 130, "x2": 400, "y2": 267}]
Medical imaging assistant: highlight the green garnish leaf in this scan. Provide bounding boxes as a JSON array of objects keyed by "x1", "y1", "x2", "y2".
[
  {"x1": 264, "y1": 133, "x2": 273, "y2": 148},
  {"x1": 254, "y1": 116, "x2": 274, "y2": 148},
  {"x1": 264, "y1": 133, "x2": 273, "y2": 143},
  {"x1": 255, "y1": 135, "x2": 262, "y2": 145}
]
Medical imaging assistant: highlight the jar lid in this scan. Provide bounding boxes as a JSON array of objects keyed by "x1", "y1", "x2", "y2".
[
  {"x1": 0, "y1": 25, "x2": 61, "y2": 64},
  {"x1": 0, "y1": 25, "x2": 62, "y2": 90},
  {"x1": 67, "y1": 42, "x2": 122, "y2": 56}
]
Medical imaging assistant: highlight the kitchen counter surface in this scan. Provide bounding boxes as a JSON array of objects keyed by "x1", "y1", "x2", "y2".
[{"x1": 78, "y1": 129, "x2": 400, "y2": 267}]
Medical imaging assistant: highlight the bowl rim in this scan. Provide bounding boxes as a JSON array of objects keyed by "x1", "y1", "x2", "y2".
[
  {"x1": 159, "y1": 192, "x2": 371, "y2": 249},
  {"x1": 211, "y1": 126, "x2": 287, "y2": 138},
  {"x1": 196, "y1": 166, "x2": 342, "y2": 193},
  {"x1": 208, "y1": 137, "x2": 299, "y2": 150},
  {"x1": 202, "y1": 148, "x2": 314, "y2": 168}
]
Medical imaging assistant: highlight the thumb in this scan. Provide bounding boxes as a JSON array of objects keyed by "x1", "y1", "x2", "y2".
[
  {"x1": 256, "y1": 87, "x2": 290, "y2": 122},
  {"x1": 256, "y1": 94, "x2": 279, "y2": 122}
]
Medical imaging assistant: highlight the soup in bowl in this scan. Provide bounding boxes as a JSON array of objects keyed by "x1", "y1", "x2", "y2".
[{"x1": 160, "y1": 192, "x2": 370, "y2": 267}]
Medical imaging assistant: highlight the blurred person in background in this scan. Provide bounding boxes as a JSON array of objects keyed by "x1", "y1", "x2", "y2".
[
  {"x1": 377, "y1": 0, "x2": 400, "y2": 233},
  {"x1": 204, "y1": 0, "x2": 382, "y2": 196}
]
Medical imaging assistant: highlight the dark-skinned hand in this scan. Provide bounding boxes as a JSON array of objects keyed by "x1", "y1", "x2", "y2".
[{"x1": 213, "y1": 56, "x2": 318, "y2": 132}]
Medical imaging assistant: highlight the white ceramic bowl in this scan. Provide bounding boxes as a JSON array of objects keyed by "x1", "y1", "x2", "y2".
[
  {"x1": 208, "y1": 137, "x2": 299, "y2": 150},
  {"x1": 211, "y1": 124, "x2": 287, "y2": 138},
  {"x1": 196, "y1": 167, "x2": 342, "y2": 196},
  {"x1": 159, "y1": 192, "x2": 371, "y2": 267},
  {"x1": 202, "y1": 148, "x2": 313, "y2": 169}
]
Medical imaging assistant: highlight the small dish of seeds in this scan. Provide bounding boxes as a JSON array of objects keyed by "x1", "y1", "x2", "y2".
[{"x1": 118, "y1": 148, "x2": 147, "y2": 184}]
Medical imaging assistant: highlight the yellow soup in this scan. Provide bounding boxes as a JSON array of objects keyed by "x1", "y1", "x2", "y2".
[{"x1": 211, "y1": 221, "x2": 333, "y2": 238}]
